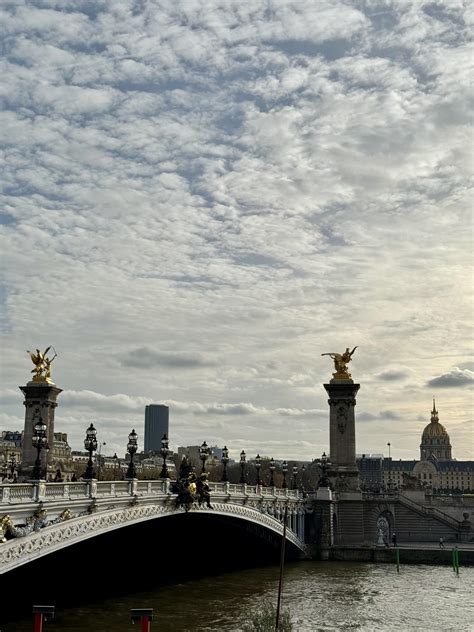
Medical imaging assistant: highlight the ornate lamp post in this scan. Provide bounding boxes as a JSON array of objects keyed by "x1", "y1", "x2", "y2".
[
  {"x1": 282, "y1": 460, "x2": 288, "y2": 489},
  {"x1": 221, "y1": 446, "x2": 229, "y2": 482},
  {"x1": 387, "y1": 442, "x2": 392, "y2": 490},
  {"x1": 160, "y1": 434, "x2": 170, "y2": 478},
  {"x1": 199, "y1": 440, "x2": 209, "y2": 474},
  {"x1": 31, "y1": 414, "x2": 48, "y2": 480},
  {"x1": 83, "y1": 423, "x2": 98, "y2": 480},
  {"x1": 255, "y1": 454, "x2": 262, "y2": 486},
  {"x1": 126, "y1": 429, "x2": 138, "y2": 479},
  {"x1": 269, "y1": 457, "x2": 276, "y2": 487},
  {"x1": 239, "y1": 450, "x2": 246, "y2": 484},
  {"x1": 320, "y1": 452, "x2": 330, "y2": 487},
  {"x1": 8, "y1": 453, "x2": 17, "y2": 480},
  {"x1": 300, "y1": 464, "x2": 306, "y2": 491},
  {"x1": 292, "y1": 465, "x2": 298, "y2": 490},
  {"x1": 112, "y1": 452, "x2": 118, "y2": 481}
]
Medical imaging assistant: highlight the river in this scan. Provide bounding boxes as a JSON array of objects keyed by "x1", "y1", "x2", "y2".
[{"x1": 3, "y1": 561, "x2": 472, "y2": 631}]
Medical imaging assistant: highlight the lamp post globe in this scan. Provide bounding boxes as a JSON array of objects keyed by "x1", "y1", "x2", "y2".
[
  {"x1": 221, "y1": 446, "x2": 229, "y2": 482},
  {"x1": 126, "y1": 429, "x2": 138, "y2": 479},
  {"x1": 239, "y1": 450, "x2": 246, "y2": 484},
  {"x1": 199, "y1": 441, "x2": 209, "y2": 474},
  {"x1": 83, "y1": 423, "x2": 98, "y2": 480},
  {"x1": 282, "y1": 460, "x2": 288, "y2": 489},
  {"x1": 269, "y1": 457, "x2": 276, "y2": 487},
  {"x1": 31, "y1": 413, "x2": 48, "y2": 480},
  {"x1": 160, "y1": 434, "x2": 170, "y2": 479}
]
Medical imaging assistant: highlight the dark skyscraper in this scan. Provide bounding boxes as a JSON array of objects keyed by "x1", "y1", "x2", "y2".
[{"x1": 144, "y1": 404, "x2": 169, "y2": 453}]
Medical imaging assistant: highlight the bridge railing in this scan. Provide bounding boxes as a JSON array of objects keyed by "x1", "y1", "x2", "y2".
[
  {"x1": 207, "y1": 482, "x2": 299, "y2": 498},
  {"x1": 0, "y1": 479, "x2": 301, "y2": 506},
  {"x1": 0, "y1": 484, "x2": 34, "y2": 503}
]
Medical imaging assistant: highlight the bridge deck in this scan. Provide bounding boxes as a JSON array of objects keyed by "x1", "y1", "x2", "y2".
[{"x1": 0, "y1": 480, "x2": 307, "y2": 574}]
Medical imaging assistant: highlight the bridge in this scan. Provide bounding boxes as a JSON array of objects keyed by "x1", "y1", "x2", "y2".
[{"x1": 0, "y1": 480, "x2": 307, "y2": 574}]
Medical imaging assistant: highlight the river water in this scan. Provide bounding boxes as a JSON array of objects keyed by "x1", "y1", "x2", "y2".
[{"x1": 4, "y1": 561, "x2": 472, "y2": 631}]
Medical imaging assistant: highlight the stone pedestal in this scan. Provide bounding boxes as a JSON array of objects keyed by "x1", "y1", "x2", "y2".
[
  {"x1": 324, "y1": 380, "x2": 360, "y2": 491},
  {"x1": 19, "y1": 381, "x2": 62, "y2": 479}
]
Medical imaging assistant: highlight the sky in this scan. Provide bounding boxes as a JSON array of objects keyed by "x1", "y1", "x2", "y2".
[{"x1": 0, "y1": 0, "x2": 472, "y2": 462}]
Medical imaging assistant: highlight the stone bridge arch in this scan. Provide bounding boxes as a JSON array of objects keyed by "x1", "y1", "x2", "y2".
[{"x1": 0, "y1": 501, "x2": 306, "y2": 574}]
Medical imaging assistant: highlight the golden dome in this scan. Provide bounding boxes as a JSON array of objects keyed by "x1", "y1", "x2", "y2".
[
  {"x1": 421, "y1": 399, "x2": 450, "y2": 440},
  {"x1": 422, "y1": 421, "x2": 449, "y2": 439}
]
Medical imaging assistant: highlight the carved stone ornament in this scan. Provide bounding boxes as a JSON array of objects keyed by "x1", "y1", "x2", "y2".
[
  {"x1": 336, "y1": 405, "x2": 348, "y2": 434},
  {"x1": 0, "y1": 501, "x2": 307, "y2": 572}
]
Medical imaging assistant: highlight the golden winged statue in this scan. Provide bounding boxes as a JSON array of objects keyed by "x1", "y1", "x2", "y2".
[
  {"x1": 321, "y1": 346, "x2": 358, "y2": 380},
  {"x1": 27, "y1": 347, "x2": 57, "y2": 383}
]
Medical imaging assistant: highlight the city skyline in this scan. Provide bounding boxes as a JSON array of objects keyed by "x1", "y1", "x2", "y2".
[{"x1": 0, "y1": 2, "x2": 472, "y2": 460}]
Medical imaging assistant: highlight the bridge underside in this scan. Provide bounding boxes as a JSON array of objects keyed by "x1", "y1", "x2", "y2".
[{"x1": 1, "y1": 510, "x2": 302, "y2": 618}]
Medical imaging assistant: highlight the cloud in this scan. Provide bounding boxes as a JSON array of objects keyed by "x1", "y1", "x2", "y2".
[
  {"x1": 427, "y1": 368, "x2": 474, "y2": 388},
  {"x1": 118, "y1": 347, "x2": 215, "y2": 369},
  {"x1": 0, "y1": 1, "x2": 472, "y2": 460},
  {"x1": 376, "y1": 370, "x2": 409, "y2": 381},
  {"x1": 358, "y1": 410, "x2": 401, "y2": 422},
  {"x1": 196, "y1": 402, "x2": 261, "y2": 416}
]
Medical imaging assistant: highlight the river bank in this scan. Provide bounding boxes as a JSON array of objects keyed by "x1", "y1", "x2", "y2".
[{"x1": 325, "y1": 543, "x2": 474, "y2": 565}]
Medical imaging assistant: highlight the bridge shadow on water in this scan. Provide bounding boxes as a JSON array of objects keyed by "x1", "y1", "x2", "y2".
[{"x1": 2, "y1": 511, "x2": 298, "y2": 624}]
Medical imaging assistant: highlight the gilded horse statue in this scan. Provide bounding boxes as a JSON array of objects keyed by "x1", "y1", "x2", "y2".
[
  {"x1": 27, "y1": 347, "x2": 57, "y2": 382},
  {"x1": 321, "y1": 346, "x2": 358, "y2": 380}
]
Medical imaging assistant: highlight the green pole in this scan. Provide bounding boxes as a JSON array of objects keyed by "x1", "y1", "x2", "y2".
[
  {"x1": 455, "y1": 548, "x2": 459, "y2": 575},
  {"x1": 396, "y1": 547, "x2": 400, "y2": 573},
  {"x1": 275, "y1": 504, "x2": 288, "y2": 631},
  {"x1": 452, "y1": 548, "x2": 456, "y2": 572}
]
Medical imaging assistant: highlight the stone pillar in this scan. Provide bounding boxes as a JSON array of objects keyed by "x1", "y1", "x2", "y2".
[
  {"x1": 324, "y1": 380, "x2": 360, "y2": 491},
  {"x1": 19, "y1": 381, "x2": 62, "y2": 479}
]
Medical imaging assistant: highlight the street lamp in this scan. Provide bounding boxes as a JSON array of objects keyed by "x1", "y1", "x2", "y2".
[
  {"x1": 292, "y1": 465, "x2": 298, "y2": 490},
  {"x1": 199, "y1": 441, "x2": 209, "y2": 474},
  {"x1": 320, "y1": 452, "x2": 330, "y2": 487},
  {"x1": 8, "y1": 453, "x2": 17, "y2": 480},
  {"x1": 300, "y1": 464, "x2": 306, "y2": 492},
  {"x1": 112, "y1": 452, "x2": 118, "y2": 481},
  {"x1": 239, "y1": 450, "x2": 246, "y2": 484},
  {"x1": 255, "y1": 454, "x2": 262, "y2": 486},
  {"x1": 126, "y1": 429, "x2": 138, "y2": 479},
  {"x1": 221, "y1": 446, "x2": 229, "y2": 482},
  {"x1": 269, "y1": 457, "x2": 276, "y2": 487},
  {"x1": 31, "y1": 413, "x2": 48, "y2": 480},
  {"x1": 387, "y1": 442, "x2": 392, "y2": 490},
  {"x1": 83, "y1": 423, "x2": 98, "y2": 480},
  {"x1": 282, "y1": 460, "x2": 288, "y2": 489},
  {"x1": 160, "y1": 434, "x2": 170, "y2": 478}
]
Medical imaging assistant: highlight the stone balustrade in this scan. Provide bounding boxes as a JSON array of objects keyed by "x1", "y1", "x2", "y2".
[{"x1": 0, "y1": 480, "x2": 300, "y2": 505}]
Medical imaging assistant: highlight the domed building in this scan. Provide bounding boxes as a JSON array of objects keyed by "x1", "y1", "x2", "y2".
[
  {"x1": 420, "y1": 399, "x2": 452, "y2": 461},
  {"x1": 379, "y1": 400, "x2": 473, "y2": 494}
]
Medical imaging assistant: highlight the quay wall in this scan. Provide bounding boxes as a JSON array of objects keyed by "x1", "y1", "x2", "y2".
[{"x1": 321, "y1": 546, "x2": 474, "y2": 565}]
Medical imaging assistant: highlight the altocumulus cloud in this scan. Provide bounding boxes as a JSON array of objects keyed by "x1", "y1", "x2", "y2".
[
  {"x1": 0, "y1": 1, "x2": 472, "y2": 459},
  {"x1": 427, "y1": 368, "x2": 474, "y2": 389}
]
